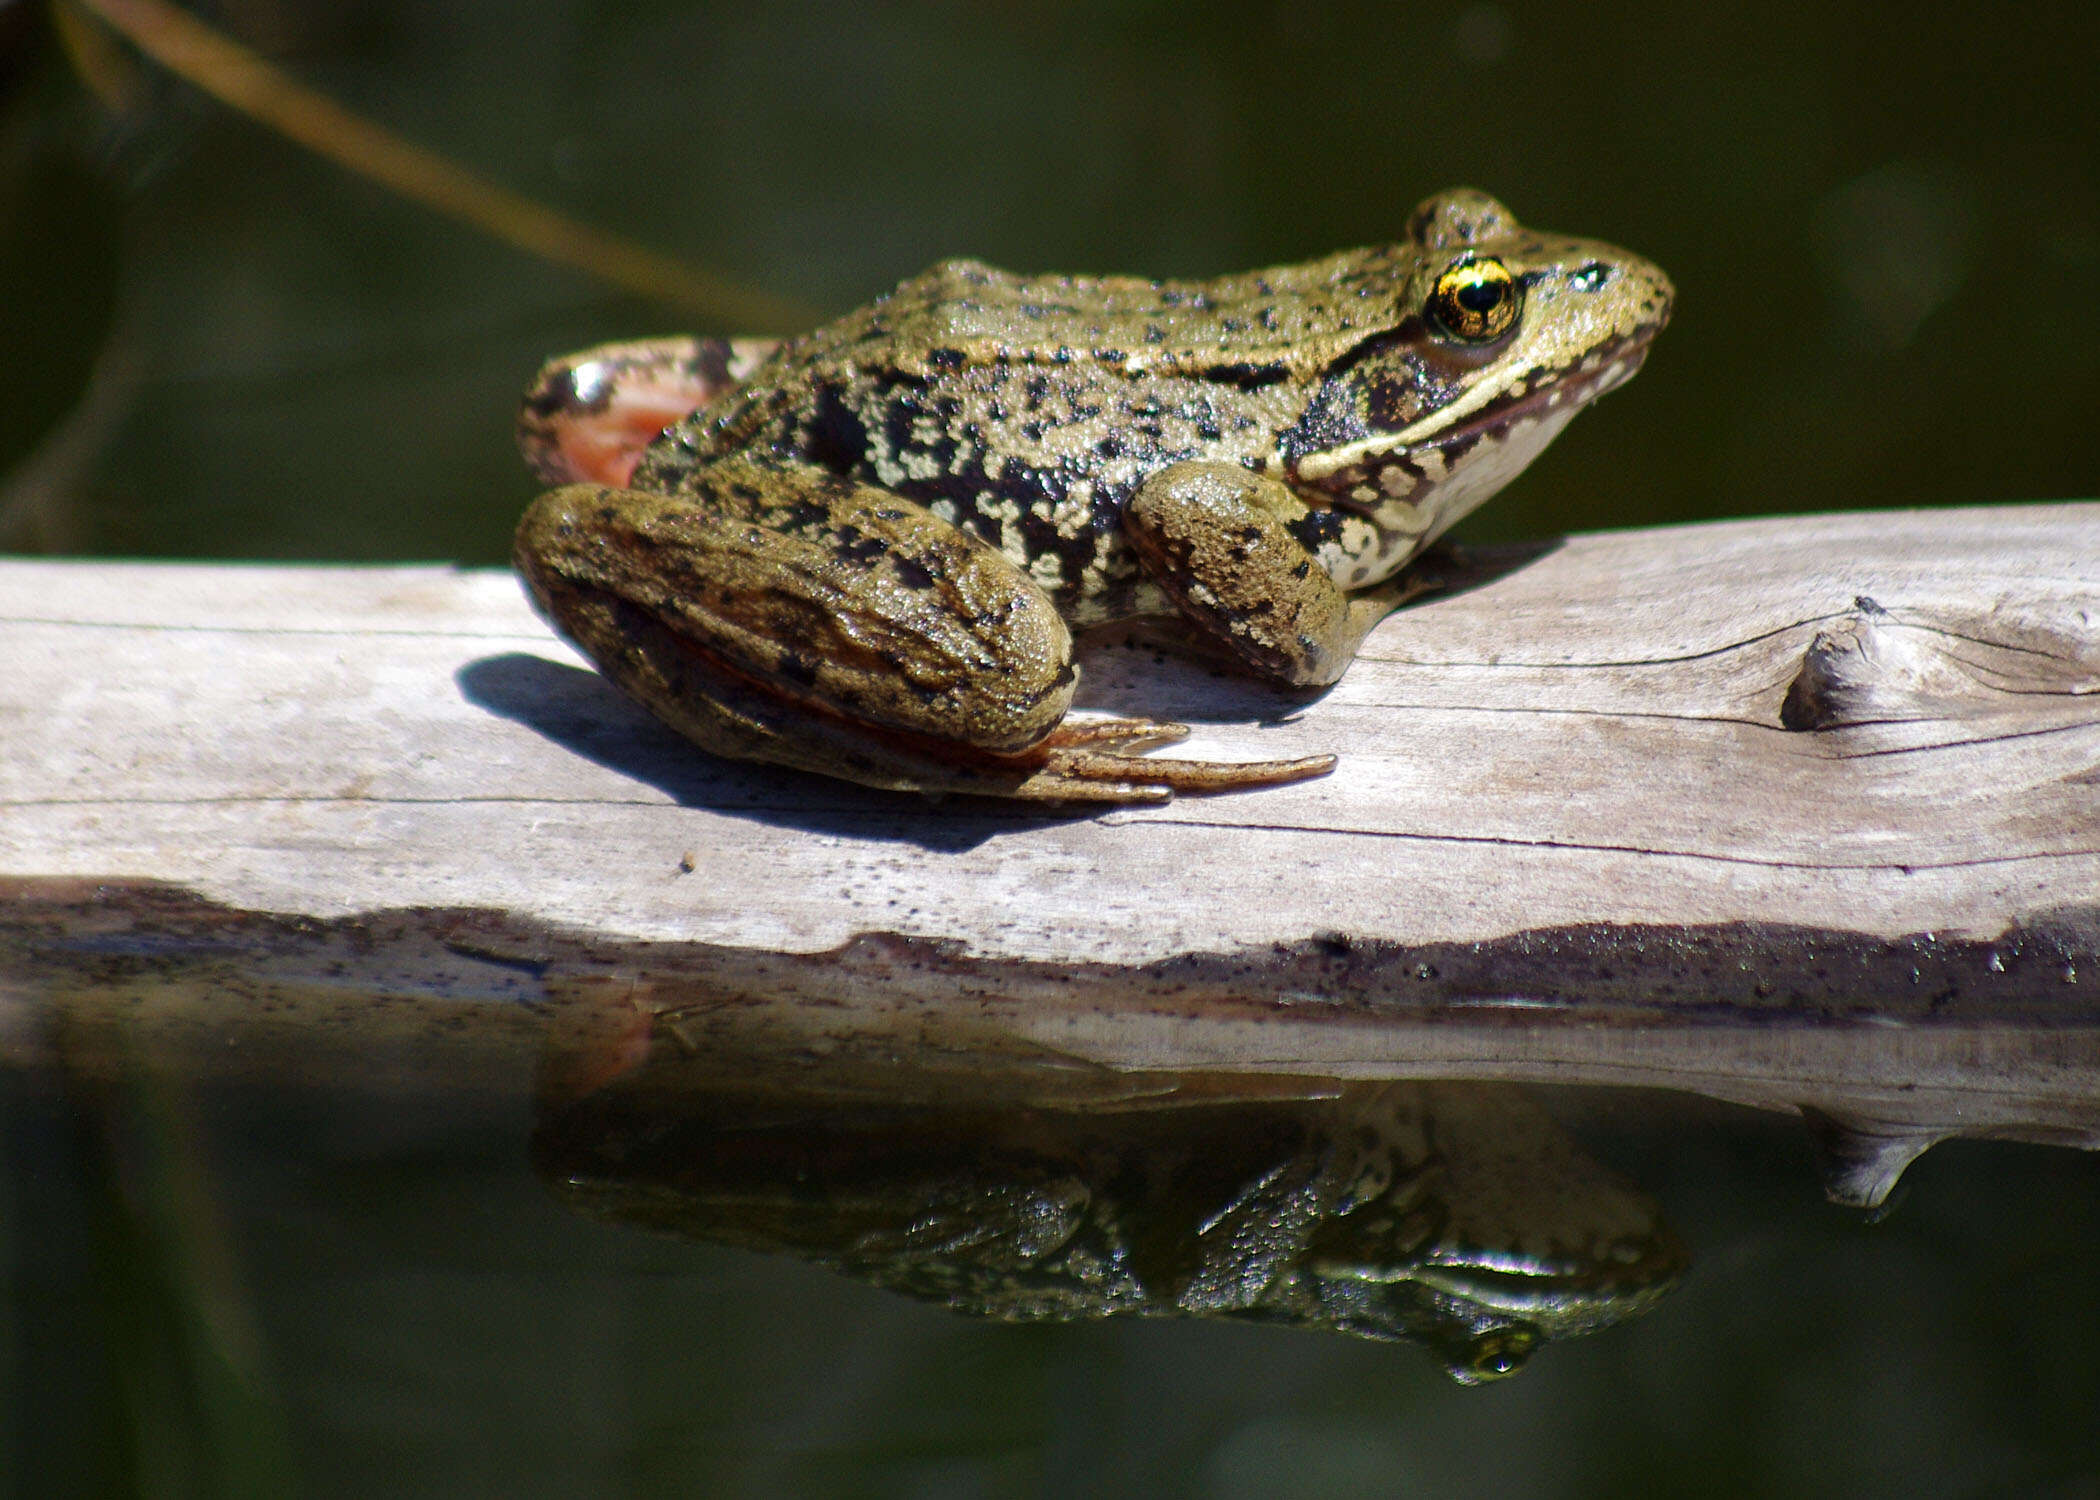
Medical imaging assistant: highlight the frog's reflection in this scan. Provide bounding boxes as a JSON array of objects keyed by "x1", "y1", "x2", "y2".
[{"x1": 533, "y1": 1045, "x2": 1684, "y2": 1382}]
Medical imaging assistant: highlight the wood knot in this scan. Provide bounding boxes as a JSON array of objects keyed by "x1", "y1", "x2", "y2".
[{"x1": 1781, "y1": 596, "x2": 2100, "y2": 731}]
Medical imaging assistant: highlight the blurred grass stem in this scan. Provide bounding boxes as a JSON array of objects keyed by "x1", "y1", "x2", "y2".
[{"x1": 66, "y1": 0, "x2": 817, "y2": 331}]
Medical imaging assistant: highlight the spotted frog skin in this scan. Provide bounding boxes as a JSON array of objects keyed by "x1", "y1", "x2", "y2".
[
  {"x1": 540, "y1": 1076, "x2": 1687, "y2": 1383},
  {"x1": 515, "y1": 189, "x2": 1671, "y2": 803}
]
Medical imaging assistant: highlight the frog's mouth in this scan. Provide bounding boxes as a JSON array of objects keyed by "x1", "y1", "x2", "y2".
[{"x1": 1294, "y1": 331, "x2": 1657, "y2": 517}]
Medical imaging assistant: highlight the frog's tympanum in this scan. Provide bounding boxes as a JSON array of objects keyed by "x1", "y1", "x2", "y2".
[
  {"x1": 535, "y1": 1079, "x2": 1685, "y2": 1383},
  {"x1": 515, "y1": 189, "x2": 1671, "y2": 802}
]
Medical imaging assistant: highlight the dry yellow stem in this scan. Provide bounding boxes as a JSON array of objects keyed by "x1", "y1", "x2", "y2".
[{"x1": 67, "y1": 0, "x2": 818, "y2": 331}]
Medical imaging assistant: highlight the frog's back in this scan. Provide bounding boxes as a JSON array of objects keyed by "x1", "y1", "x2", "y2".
[
  {"x1": 657, "y1": 249, "x2": 1435, "y2": 617},
  {"x1": 797, "y1": 251, "x2": 1420, "y2": 380}
]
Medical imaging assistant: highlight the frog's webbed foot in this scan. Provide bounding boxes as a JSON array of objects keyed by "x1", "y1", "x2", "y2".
[{"x1": 1005, "y1": 717, "x2": 1337, "y2": 804}]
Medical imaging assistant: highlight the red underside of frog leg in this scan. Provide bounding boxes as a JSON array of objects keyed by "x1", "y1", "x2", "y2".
[
  {"x1": 537, "y1": 387, "x2": 697, "y2": 487},
  {"x1": 519, "y1": 337, "x2": 778, "y2": 487}
]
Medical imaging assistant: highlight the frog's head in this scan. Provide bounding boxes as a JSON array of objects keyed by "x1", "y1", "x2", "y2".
[
  {"x1": 1295, "y1": 1232, "x2": 1686, "y2": 1384},
  {"x1": 1281, "y1": 188, "x2": 1673, "y2": 561}
]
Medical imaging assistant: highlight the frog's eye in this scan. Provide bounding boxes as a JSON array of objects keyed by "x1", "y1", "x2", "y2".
[
  {"x1": 1428, "y1": 257, "x2": 1521, "y2": 343},
  {"x1": 1458, "y1": 1325, "x2": 1537, "y2": 1382}
]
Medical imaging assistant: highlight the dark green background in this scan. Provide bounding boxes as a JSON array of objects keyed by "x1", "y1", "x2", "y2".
[
  {"x1": 3, "y1": 2, "x2": 2097, "y2": 1496},
  {"x1": 3, "y1": 0, "x2": 2097, "y2": 563}
]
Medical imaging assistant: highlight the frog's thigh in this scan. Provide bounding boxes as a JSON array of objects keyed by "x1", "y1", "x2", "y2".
[
  {"x1": 518, "y1": 336, "x2": 781, "y2": 487},
  {"x1": 1123, "y1": 461, "x2": 1392, "y2": 687},
  {"x1": 515, "y1": 476, "x2": 1080, "y2": 785}
]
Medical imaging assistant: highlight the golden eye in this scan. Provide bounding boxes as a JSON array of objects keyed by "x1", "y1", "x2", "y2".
[
  {"x1": 1428, "y1": 257, "x2": 1520, "y2": 342},
  {"x1": 1462, "y1": 1326, "x2": 1536, "y2": 1381}
]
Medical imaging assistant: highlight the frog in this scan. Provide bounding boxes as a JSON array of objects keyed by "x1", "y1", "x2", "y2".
[{"x1": 514, "y1": 188, "x2": 1671, "y2": 804}]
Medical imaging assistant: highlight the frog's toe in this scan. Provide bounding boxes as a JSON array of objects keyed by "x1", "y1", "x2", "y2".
[
  {"x1": 1038, "y1": 716, "x2": 1192, "y2": 752},
  {"x1": 1013, "y1": 716, "x2": 1336, "y2": 801},
  {"x1": 1070, "y1": 748, "x2": 1337, "y2": 796},
  {"x1": 1006, "y1": 768, "x2": 1177, "y2": 806}
]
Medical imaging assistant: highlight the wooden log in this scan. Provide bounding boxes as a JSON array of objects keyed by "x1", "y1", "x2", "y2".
[{"x1": 3, "y1": 503, "x2": 2098, "y2": 1205}]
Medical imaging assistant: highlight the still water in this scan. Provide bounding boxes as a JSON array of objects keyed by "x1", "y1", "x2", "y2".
[{"x1": 4, "y1": 1019, "x2": 2098, "y2": 1498}]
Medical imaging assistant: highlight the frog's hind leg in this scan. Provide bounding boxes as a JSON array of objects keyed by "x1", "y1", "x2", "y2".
[
  {"x1": 518, "y1": 336, "x2": 780, "y2": 487},
  {"x1": 515, "y1": 470, "x2": 1334, "y2": 804}
]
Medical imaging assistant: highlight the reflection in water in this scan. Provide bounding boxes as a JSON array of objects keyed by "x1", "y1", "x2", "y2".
[{"x1": 534, "y1": 1054, "x2": 1686, "y2": 1383}]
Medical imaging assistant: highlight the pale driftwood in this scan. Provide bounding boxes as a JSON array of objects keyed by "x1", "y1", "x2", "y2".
[{"x1": 3, "y1": 503, "x2": 2098, "y2": 1204}]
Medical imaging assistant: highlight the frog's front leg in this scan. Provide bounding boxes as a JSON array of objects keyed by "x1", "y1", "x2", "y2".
[
  {"x1": 514, "y1": 465, "x2": 1334, "y2": 803},
  {"x1": 1122, "y1": 461, "x2": 1426, "y2": 687}
]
